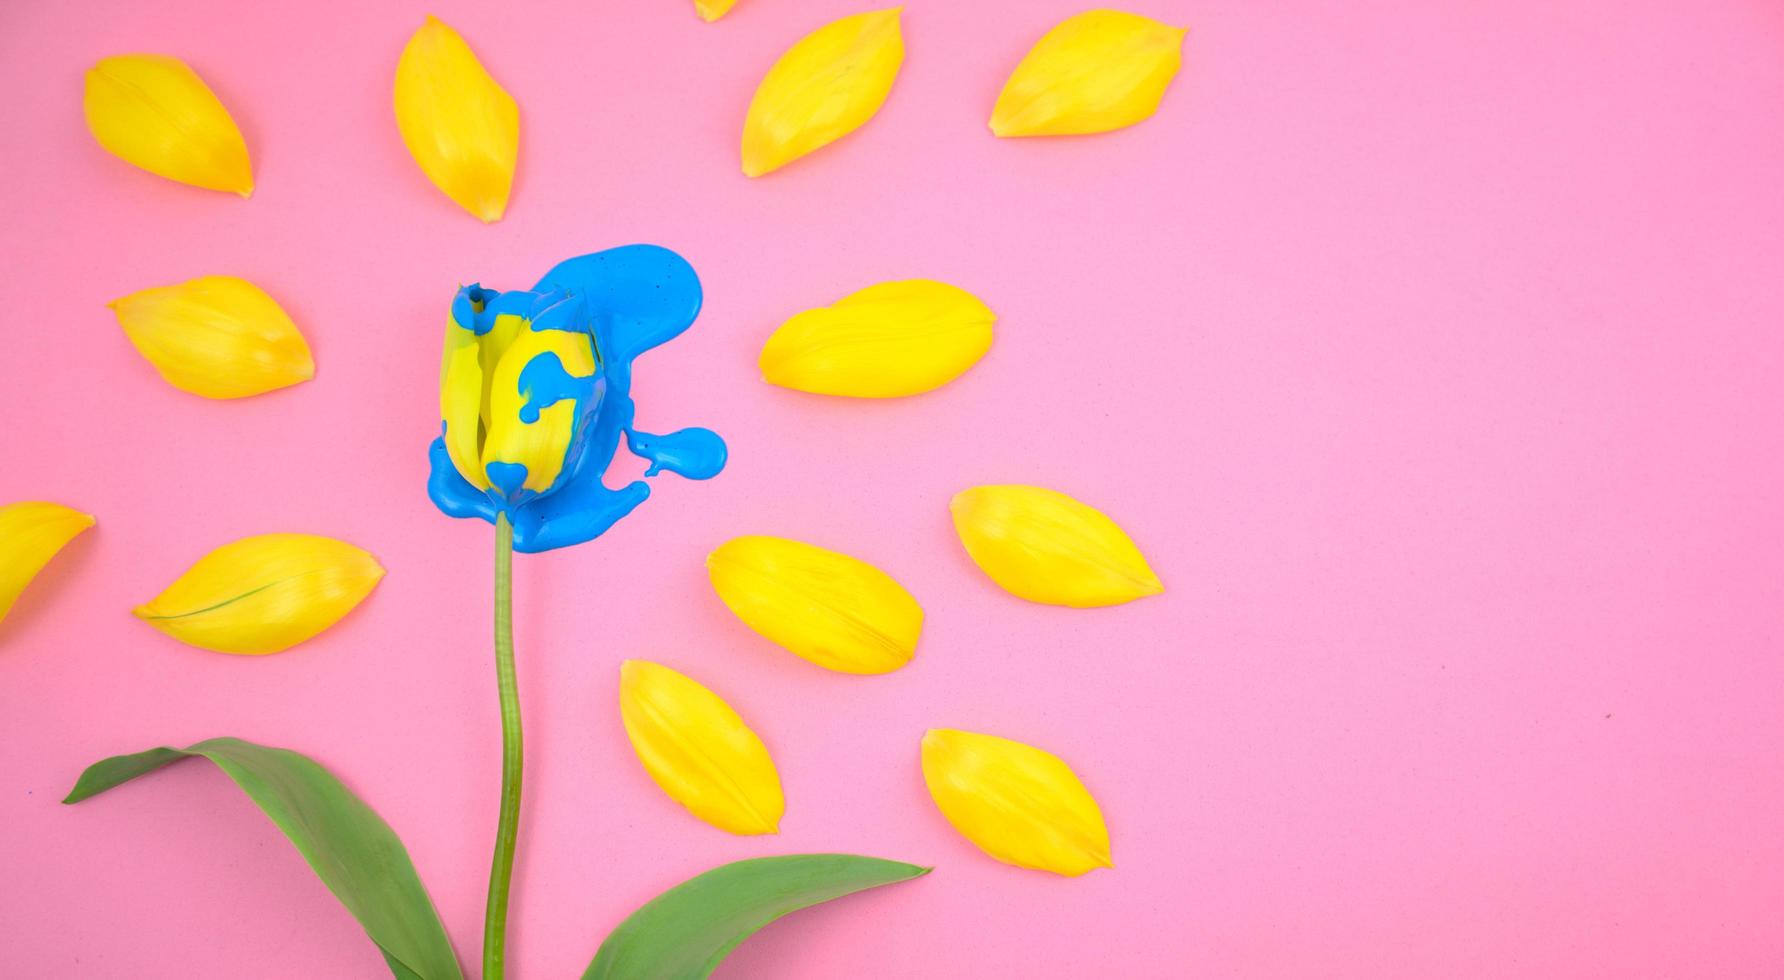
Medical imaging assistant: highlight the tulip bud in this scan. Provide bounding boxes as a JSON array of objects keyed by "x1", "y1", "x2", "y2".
[
  {"x1": 110, "y1": 276, "x2": 314, "y2": 399},
  {"x1": 394, "y1": 16, "x2": 518, "y2": 222},
  {"x1": 951, "y1": 485, "x2": 1163, "y2": 607},
  {"x1": 83, "y1": 54, "x2": 253, "y2": 195},
  {"x1": 619, "y1": 660, "x2": 784, "y2": 835},
  {"x1": 134, "y1": 534, "x2": 384, "y2": 655},
  {"x1": 991, "y1": 10, "x2": 1188, "y2": 137},
  {"x1": 0, "y1": 502, "x2": 95, "y2": 626},
  {"x1": 921, "y1": 729, "x2": 1112, "y2": 877},
  {"x1": 760, "y1": 280, "x2": 995, "y2": 398},
  {"x1": 742, "y1": 9, "x2": 904, "y2": 176},
  {"x1": 439, "y1": 287, "x2": 601, "y2": 504},
  {"x1": 708, "y1": 535, "x2": 922, "y2": 674}
]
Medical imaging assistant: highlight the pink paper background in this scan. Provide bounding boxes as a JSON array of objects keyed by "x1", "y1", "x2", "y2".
[{"x1": 4, "y1": 1, "x2": 1783, "y2": 977}]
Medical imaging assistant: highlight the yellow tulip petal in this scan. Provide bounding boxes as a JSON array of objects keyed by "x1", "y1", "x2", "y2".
[
  {"x1": 110, "y1": 276, "x2": 314, "y2": 399},
  {"x1": 83, "y1": 54, "x2": 253, "y2": 195},
  {"x1": 0, "y1": 502, "x2": 95, "y2": 625},
  {"x1": 695, "y1": 0, "x2": 739, "y2": 21},
  {"x1": 619, "y1": 660, "x2": 785, "y2": 835},
  {"x1": 394, "y1": 15, "x2": 519, "y2": 222},
  {"x1": 134, "y1": 534, "x2": 384, "y2": 655},
  {"x1": 951, "y1": 485, "x2": 1163, "y2": 607},
  {"x1": 440, "y1": 318, "x2": 488, "y2": 490},
  {"x1": 990, "y1": 10, "x2": 1188, "y2": 137},
  {"x1": 921, "y1": 729, "x2": 1112, "y2": 877},
  {"x1": 760, "y1": 280, "x2": 994, "y2": 398},
  {"x1": 741, "y1": 8, "x2": 904, "y2": 177},
  {"x1": 481, "y1": 325, "x2": 597, "y2": 493},
  {"x1": 707, "y1": 535, "x2": 922, "y2": 674}
]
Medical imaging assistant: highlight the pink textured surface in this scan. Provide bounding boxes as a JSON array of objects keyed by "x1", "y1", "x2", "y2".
[{"x1": 3, "y1": 1, "x2": 1782, "y2": 977}]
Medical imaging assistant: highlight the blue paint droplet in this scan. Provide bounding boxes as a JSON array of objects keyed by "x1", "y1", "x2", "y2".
[
  {"x1": 626, "y1": 427, "x2": 727, "y2": 480},
  {"x1": 486, "y1": 461, "x2": 529, "y2": 499}
]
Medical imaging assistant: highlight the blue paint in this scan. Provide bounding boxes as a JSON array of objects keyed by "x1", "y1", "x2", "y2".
[
  {"x1": 427, "y1": 244, "x2": 727, "y2": 553},
  {"x1": 626, "y1": 427, "x2": 727, "y2": 479}
]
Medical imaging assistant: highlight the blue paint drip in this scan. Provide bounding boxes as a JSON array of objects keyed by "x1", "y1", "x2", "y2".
[
  {"x1": 427, "y1": 244, "x2": 728, "y2": 553},
  {"x1": 626, "y1": 427, "x2": 727, "y2": 479}
]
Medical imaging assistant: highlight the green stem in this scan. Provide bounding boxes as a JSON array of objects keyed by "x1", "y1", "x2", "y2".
[{"x1": 483, "y1": 513, "x2": 522, "y2": 980}]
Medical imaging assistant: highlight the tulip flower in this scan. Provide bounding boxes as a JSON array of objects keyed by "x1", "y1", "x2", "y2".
[
  {"x1": 426, "y1": 246, "x2": 727, "y2": 554},
  {"x1": 425, "y1": 245, "x2": 725, "y2": 979}
]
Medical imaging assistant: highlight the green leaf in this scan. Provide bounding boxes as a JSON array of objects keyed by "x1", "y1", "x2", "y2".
[
  {"x1": 65, "y1": 737, "x2": 463, "y2": 980},
  {"x1": 584, "y1": 853, "x2": 930, "y2": 980}
]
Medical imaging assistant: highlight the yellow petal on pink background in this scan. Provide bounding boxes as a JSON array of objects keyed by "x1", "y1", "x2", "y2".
[
  {"x1": 922, "y1": 729, "x2": 1112, "y2": 877},
  {"x1": 741, "y1": 8, "x2": 904, "y2": 177},
  {"x1": 394, "y1": 15, "x2": 519, "y2": 222},
  {"x1": 134, "y1": 534, "x2": 384, "y2": 655},
  {"x1": 708, "y1": 535, "x2": 922, "y2": 674},
  {"x1": 83, "y1": 54, "x2": 253, "y2": 195},
  {"x1": 110, "y1": 276, "x2": 314, "y2": 399},
  {"x1": 694, "y1": 0, "x2": 739, "y2": 22},
  {"x1": 759, "y1": 280, "x2": 995, "y2": 398},
  {"x1": 951, "y1": 484, "x2": 1163, "y2": 607},
  {"x1": 620, "y1": 660, "x2": 785, "y2": 835},
  {"x1": 0, "y1": 502, "x2": 95, "y2": 626},
  {"x1": 991, "y1": 10, "x2": 1187, "y2": 137}
]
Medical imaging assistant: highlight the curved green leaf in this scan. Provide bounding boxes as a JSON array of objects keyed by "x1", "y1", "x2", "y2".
[
  {"x1": 64, "y1": 737, "x2": 462, "y2": 980},
  {"x1": 584, "y1": 853, "x2": 930, "y2": 980}
]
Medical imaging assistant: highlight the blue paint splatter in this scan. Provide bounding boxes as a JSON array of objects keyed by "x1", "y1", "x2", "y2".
[
  {"x1": 626, "y1": 427, "x2": 727, "y2": 479},
  {"x1": 427, "y1": 244, "x2": 727, "y2": 553}
]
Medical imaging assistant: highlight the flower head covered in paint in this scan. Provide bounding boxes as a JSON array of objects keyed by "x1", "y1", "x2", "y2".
[{"x1": 427, "y1": 244, "x2": 728, "y2": 552}]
